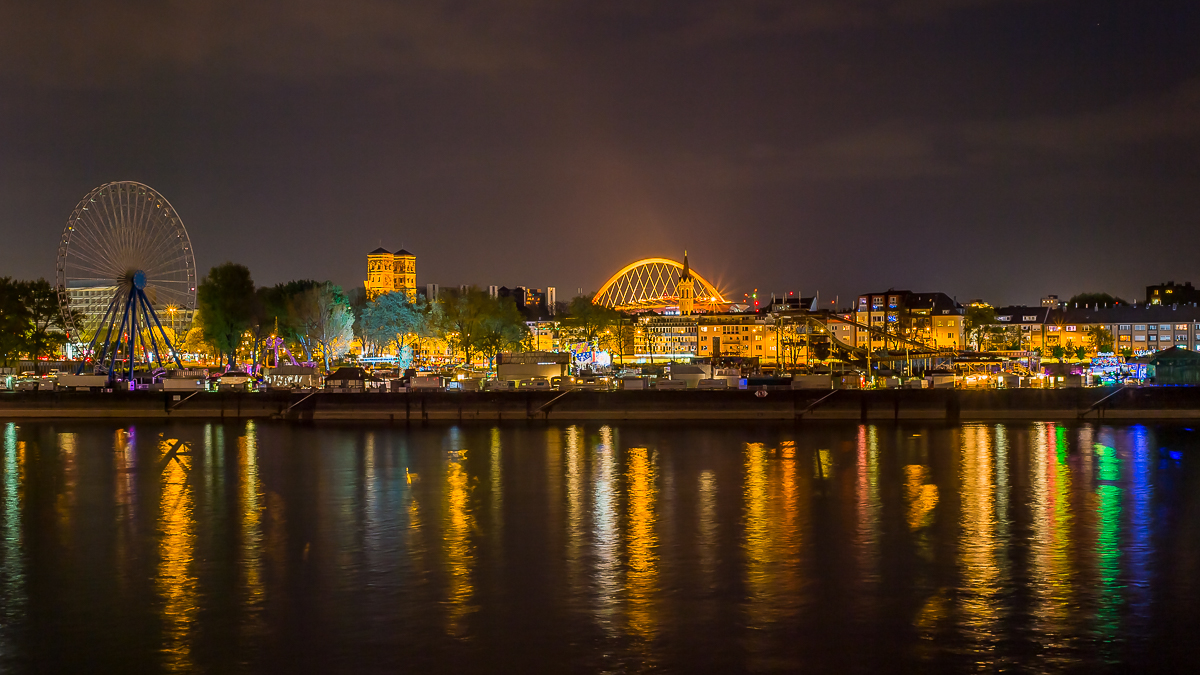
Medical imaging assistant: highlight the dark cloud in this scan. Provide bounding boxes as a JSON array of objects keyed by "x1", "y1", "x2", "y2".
[{"x1": 1, "y1": 0, "x2": 1198, "y2": 305}]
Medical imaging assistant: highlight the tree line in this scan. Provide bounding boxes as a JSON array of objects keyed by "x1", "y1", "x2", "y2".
[
  {"x1": 193, "y1": 263, "x2": 629, "y2": 372},
  {"x1": 0, "y1": 278, "x2": 73, "y2": 366}
]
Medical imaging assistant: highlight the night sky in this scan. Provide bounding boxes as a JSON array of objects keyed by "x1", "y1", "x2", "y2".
[{"x1": 2, "y1": 0, "x2": 1198, "y2": 306}]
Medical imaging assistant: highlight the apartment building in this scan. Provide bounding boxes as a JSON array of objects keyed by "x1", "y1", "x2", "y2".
[
  {"x1": 696, "y1": 314, "x2": 779, "y2": 364},
  {"x1": 992, "y1": 306, "x2": 1051, "y2": 351},
  {"x1": 1049, "y1": 306, "x2": 1200, "y2": 355},
  {"x1": 854, "y1": 291, "x2": 964, "y2": 351},
  {"x1": 631, "y1": 314, "x2": 699, "y2": 362},
  {"x1": 1147, "y1": 281, "x2": 1200, "y2": 306}
]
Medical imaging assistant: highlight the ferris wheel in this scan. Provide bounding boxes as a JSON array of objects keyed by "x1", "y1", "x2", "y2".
[{"x1": 56, "y1": 181, "x2": 196, "y2": 380}]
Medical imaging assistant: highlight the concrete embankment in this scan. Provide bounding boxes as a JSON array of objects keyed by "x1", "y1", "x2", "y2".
[{"x1": 3, "y1": 387, "x2": 1200, "y2": 421}]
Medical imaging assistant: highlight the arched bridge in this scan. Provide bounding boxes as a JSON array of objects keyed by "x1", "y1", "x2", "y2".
[{"x1": 593, "y1": 258, "x2": 727, "y2": 312}]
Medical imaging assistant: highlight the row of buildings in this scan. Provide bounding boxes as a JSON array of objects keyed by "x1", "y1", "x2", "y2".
[{"x1": 363, "y1": 247, "x2": 1200, "y2": 367}]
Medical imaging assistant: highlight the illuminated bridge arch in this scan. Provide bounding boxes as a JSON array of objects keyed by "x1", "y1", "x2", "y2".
[{"x1": 593, "y1": 258, "x2": 727, "y2": 312}]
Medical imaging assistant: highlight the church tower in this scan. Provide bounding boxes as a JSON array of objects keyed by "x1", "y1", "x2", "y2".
[
  {"x1": 364, "y1": 247, "x2": 395, "y2": 300},
  {"x1": 676, "y1": 250, "x2": 695, "y2": 315},
  {"x1": 393, "y1": 249, "x2": 417, "y2": 302}
]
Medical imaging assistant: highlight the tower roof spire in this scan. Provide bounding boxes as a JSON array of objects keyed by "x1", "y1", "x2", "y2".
[{"x1": 681, "y1": 250, "x2": 691, "y2": 280}]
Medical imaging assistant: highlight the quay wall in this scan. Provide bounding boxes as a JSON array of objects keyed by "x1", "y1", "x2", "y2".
[{"x1": 3, "y1": 387, "x2": 1200, "y2": 422}]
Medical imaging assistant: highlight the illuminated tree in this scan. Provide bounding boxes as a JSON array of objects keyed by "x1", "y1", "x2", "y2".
[
  {"x1": 560, "y1": 296, "x2": 624, "y2": 351},
  {"x1": 361, "y1": 292, "x2": 427, "y2": 358},
  {"x1": 432, "y1": 287, "x2": 491, "y2": 366},
  {"x1": 1085, "y1": 325, "x2": 1114, "y2": 355},
  {"x1": 433, "y1": 287, "x2": 528, "y2": 368},
  {"x1": 963, "y1": 306, "x2": 997, "y2": 351},
  {"x1": 287, "y1": 282, "x2": 354, "y2": 373},
  {"x1": 475, "y1": 297, "x2": 529, "y2": 373},
  {"x1": 181, "y1": 318, "x2": 218, "y2": 363}
]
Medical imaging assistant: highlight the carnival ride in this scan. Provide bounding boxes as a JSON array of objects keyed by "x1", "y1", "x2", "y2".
[
  {"x1": 593, "y1": 258, "x2": 727, "y2": 312},
  {"x1": 56, "y1": 181, "x2": 196, "y2": 381}
]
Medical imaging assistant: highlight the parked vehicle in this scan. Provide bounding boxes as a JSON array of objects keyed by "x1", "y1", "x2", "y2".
[
  {"x1": 218, "y1": 371, "x2": 252, "y2": 391},
  {"x1": 410, "y1": 376, "x2": 447, "y2": 391},
  {"x1": 619, "y1": 377, "x2": 645, "y2": 390}
]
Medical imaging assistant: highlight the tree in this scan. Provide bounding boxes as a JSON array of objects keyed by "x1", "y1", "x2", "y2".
[
  {"x1": 346, "y1": 286, "x2": 370, "y2": 354},
  {"x1": 1085, "y1": 325, "x2": 1114, "y2": 355},
  {"x1": 198, "y1": 263, "x2": 256, "y2": 368},
  {"x1": 475, "y1": 297, "x2": 529, "y2": 372},
  {"x1": 560, "y1": 296, "x2": 623, "y2": 351},
  {"x1": 0, "y1": 278, "x2": 30, "y2": 366},
  {"x1": 287, "y1": 282, "x2": 354, "y2": 373},
  {"x1": 20, "y1": 279, "x2": 70, "y2": 359},
  {"x1": 1120, "y1": 346, "x2": 1134, "y2": 360},
  {"x1": 1051, "y1": 345, "x2": 1066, "y2": 359},
  {"x1": 1067, "y1": 292, "x2": 1126, "y2": 308},
  {"x1": 963, "y1": 306, "x2": 997, "y2": 351},
  {"x1": 433, "y1": 287, "x2": 493, "y2": 366},
  {"x1": 361, "y1": 292, "x2": 427, "y2": 360},
  {"x1": 181, "y1": 318, "x2": 218, "y2": 363},
  {"x1": 261, "y1": 279, "x2": 320, "y2": 362}
]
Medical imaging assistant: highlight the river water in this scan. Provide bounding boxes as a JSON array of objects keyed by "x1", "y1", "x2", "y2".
[{"x1": 0, "y1": 420, "x2": 1197, "y2": 673}]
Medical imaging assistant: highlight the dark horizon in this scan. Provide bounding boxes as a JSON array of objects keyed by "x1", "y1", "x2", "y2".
[{"x1": 2, "y1": 0, "x2": 1198, "y2": 306}]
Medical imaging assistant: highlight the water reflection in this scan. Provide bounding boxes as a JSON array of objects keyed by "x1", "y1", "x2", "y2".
[
  {"x1": 742, "y1": 439, "x2": 805, "y2": 646},
  {"x1": 238, "y1": 422, "x2": 265, "y2": 639},
  {"x1": 442, "y1": 436, "x2": 475, "y2": 636},
  {"x1": 156, "y1": 433, "x2": 197, "y2": 672},
  {"x1": 1030, "y1": 422, "x2": 1074, "y2": 648},
  {"x1": 0, "y1": 421, "x2": 1193, "y2": 672},
  {"x1": 958, "y1": 424, "x2": 1002, "y2": 655},
  {"x1": 1, "y1": 424, "x2": 25, "y2": 659},
  {"x1": 592, "y1": 426, "x2": 619, "y2": 634},
  {"x1": 625, "y1": 447, "x2": 657, "y2": 640}
]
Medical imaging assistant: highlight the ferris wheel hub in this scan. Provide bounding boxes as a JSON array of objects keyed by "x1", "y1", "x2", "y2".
[{"x1": 131, "y1": 270, "x2": 147, "y2": 290}]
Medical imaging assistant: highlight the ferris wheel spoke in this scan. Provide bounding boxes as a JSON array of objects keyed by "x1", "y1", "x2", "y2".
[
  {"x1": 67, "y1": 247, "x2": 122, "y2": 279},
  {"x1": 131, "y1": 197, "x2": 157, "y2": 260},
  {"x1": 64, "y1": 254, "x2": 118, "y2": 281},
  {"x1": 67, "y1": 224, "x2": 123, "y2": 273},
  {"x1": 65, "y1": 261, "x2": 124, "y2": 280},
  {"x1": 139, "y1": 225, "x2": 183, "y2": 271},
  {"x1": 142, "y1": 254, "x2": 194, "y2": 277},
  {"x1": 95, "y1": 191, "x2": 128, "y2": 267}
]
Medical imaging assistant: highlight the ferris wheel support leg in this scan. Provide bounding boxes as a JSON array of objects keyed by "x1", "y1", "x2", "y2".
[
  {"x1": 127, "y1": 287, "x2": 139, "y2": 384},
  {"x1": 97, "y1": 291, "x2": 126, "y2": 376},
  {"x1": 109, "y1": 290, "x2": 134, "y2": 385},
  {"x1": 76, "y1": 291, "x2": 121, "y2": 375},
  {"x1": 134, "y1": 295, "x2": 153, "y2": 370},
  {"x1": 136, "y1": 290, "x2": 167, "y2": 371},
  {"x1": 135, "y1": 302, "x2": 152, "y2": 373},
  {"x1": 140, "y1": 290, "x2": 184, "y2": 370}
]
